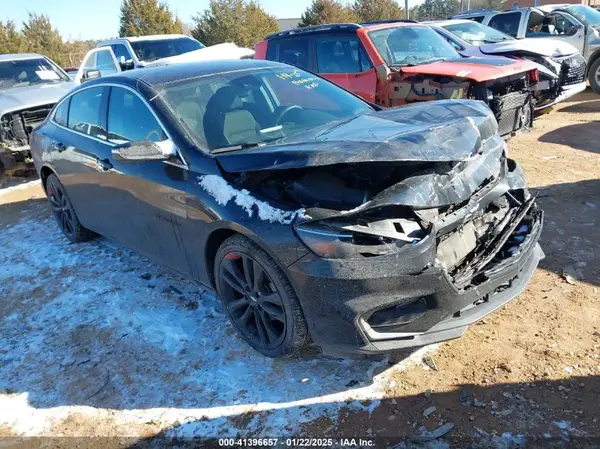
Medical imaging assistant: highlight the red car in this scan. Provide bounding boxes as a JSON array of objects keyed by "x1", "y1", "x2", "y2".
[{"x1": 255, "y1": 21, "x2": 541, "y2": 137}]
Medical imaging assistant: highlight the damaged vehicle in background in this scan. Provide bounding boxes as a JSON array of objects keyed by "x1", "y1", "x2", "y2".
[
  {"x1": 74, "y1": 34, "x2": 254, "y2": 84},
  {"x1": 30, "y1": 60, "x2": 544, "y2": 358},
  {"x1": 0, "y1": 53, "x2": 75, "y2": 183},
  {"x1": 453, "y1": 6, "x2": 600, "y2": 93},
  {"x1": 428, "y1": 19, "x2": 587, "y2": 110},
  {"x1": 255, "y1": 21, "x2": 542, "y2": 138}
]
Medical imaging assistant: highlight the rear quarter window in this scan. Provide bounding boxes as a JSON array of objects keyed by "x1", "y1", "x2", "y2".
[{"x1": 53, "y1": 98, "x2": 70, "y2": 127}]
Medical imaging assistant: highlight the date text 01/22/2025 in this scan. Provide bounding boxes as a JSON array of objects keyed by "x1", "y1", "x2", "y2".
[{"x1": 218, "y1": 438, "x2": 376, "y2": 447}]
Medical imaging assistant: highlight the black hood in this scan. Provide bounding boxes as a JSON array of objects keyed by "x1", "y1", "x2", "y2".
[{"x1": 216, "y1": 99, "x2": 499, "y2": 173}]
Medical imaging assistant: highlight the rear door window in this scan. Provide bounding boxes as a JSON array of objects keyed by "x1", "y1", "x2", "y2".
[
  {"x1": 67, "y1": 87, "x2": 108, "y2": 139},
  {"x1": 315, "y1": 36, "x2": 371, "y2": 74},
  {"x1": 470, "y1": 16, "x2": 485, "y2": 23},
  {"x1": 107, "y1": 87, "x2": 166, "y2": 143},
  {"x1": 488, "y1": 12, "x2": 521, "y2": 37},
  {"x1": 267, "y1": 38, "x2": 310, "y2": 70}
]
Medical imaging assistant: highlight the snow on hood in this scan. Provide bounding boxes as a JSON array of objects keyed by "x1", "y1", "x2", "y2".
[
  {"x1": 480, "y1": 38, "x2": 579, "y2": 58},
  {"x1": 144, "y1": 43, "x2": 255, "y2": 68},
  {"x1": 216, "y1": 99, "x2": 498, "y2": 173},
  {"x1": 0, "y1": 81, "x2": 75, "y2": 116}
]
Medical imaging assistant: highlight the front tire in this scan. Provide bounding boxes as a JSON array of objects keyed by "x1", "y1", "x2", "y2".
[
  {"x1": 45, "y1": 173, "x2": 96, "y2": 243},
  {"x1": 588, "y1": 58, "x2": 600, "y2": 94},
  {"x1": 214, "y1": 234, "x2": 308, "y2": 358}
]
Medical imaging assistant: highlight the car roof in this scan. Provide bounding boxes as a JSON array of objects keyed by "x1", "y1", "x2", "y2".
[
  {"x1": 82, "y1": 59, "x2": 286, "y2": 89},
  {"x1": 98, "y1": 34, "x2": 190, "y2": 46},
  {"x1": 537, "y1": 4, "x2": 571, "y2": 12},
  {"x1": 426, "y1": 19, "x2": 473, "y2": 26},
  {"x1": 264, "y1": 20, "x2": 420, "y2": 40},
  {"x1": 0, "y1": 53, "x2": 46, "y2": 62}
]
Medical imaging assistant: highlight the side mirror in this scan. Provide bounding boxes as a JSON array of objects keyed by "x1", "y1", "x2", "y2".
[
  {"x1": 119, "y1": 59, "x2": 134, "y2": 71},
  {"x1": 83, "y1": 69, "x2": 101, "y2": 81},
  {"x1": 111, "y1": 141, "x2": 171, "y2": 162}
]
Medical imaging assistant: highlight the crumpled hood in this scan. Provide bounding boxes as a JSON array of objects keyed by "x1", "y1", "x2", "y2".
[
  {"x1": 399, "y1": 57, "x2": 539, "y2": 82},
  {"x1": 217, "y1": 99, "x2": 499, "y2": 174},
  {"x1": 144, "y1": 43, "x2": 254, "y2": 68},
  {"x1": 479, "y1": 38, "x2": 578, "y2": 58},
  {"x1": 0, "y1": 81, "x2": 74, "y2": 116}
]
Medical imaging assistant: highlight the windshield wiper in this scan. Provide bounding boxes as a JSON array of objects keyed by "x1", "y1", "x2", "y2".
[{"x1": 212, "y1": 141, "x2": 265, "y2": 154}]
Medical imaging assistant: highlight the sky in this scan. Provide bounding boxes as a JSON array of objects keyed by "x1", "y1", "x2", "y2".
[{"x1": 1, "y1": 0, "x2": 330, "y2": 41}]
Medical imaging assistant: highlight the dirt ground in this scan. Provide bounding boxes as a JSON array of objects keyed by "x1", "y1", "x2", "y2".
[{"x1": 0, "y1": 91, "x2": 599, "y2": 448}]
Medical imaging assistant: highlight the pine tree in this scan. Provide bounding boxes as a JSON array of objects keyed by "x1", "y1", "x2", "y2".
[
  {"x1": 352, "y1": 0, "x2": 404, "y2": 22},
  {"x1": 22, "y1": 14, "x2": 67, "y2": 65},
  {"x1": 300, "y1": 0, "x2": 359, "y2": 26},
  {"x1": 416, "y1": 0, "x2": 459, "y2": 20},
  {"x1": 192, "y1": 0, "x2": 278, "y2": 47},
  {"x1": 119, "y1": 0, "x2": 184, "y2": 37},
  {"x1": 0, "y1": 20, "x2": 27, "y2": 54}
]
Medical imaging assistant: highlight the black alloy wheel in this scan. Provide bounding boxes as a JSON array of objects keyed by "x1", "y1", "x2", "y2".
[
  {"x1": 215, "y1": 235, "x2": 308, "y2": 357},
  {"x1": 45, "y1": 174, "x2": 95, "y2": 243}
]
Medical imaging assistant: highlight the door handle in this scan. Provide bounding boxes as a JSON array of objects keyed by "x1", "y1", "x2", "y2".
[
  {"x1": 50, "y1": 141, "x2": 66, "y2": 152},
  {"x1": 96, "y1": 158, "x2": 113, "y2": 171}
]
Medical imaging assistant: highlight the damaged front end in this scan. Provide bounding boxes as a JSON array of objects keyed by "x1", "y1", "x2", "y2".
[
  {"x1": 216, "y1": 100, "x2": 543, "y2": 351},
  {"x1": 0, "y1": 104, "x2": 52, "y2": 179},
  {"x1": 381, "y1": 63, "x2": 536, "y2": 138},
  {"x1": 509, "y1": 53, "x2": 587, "y2": 110}
]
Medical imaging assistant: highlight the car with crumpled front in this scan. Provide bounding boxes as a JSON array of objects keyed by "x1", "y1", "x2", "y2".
[
  {"x1": 0, "y1": 53, "x2": 75, "y2": 181},
  {"x1": 255, "y1": 21, "x2": 542, "y2": 138},
  {"x1": 428, "y1": 19, "x2": 587, "y2": 109},
  {"x1": 453, "y1": 6, "x2": 600, "y2": 93},
  {"x1": 30, "y1": 59, "x2": 543, "y2": 358}
]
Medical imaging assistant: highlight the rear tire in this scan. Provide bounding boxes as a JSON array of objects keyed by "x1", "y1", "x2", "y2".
[
  {"x1": 214, "y1": 234, "x2": 308, "y2": 357},
  {"x1": 45, "y1": 173, "x2": 96, "y2": 243},
  {"x1": 588, "y1": 58, "x2": 600, "y2": 94}
]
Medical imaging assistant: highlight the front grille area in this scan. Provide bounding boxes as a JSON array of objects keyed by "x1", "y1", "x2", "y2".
[
  {"x1": 553, "y1": 54, "x2": 586, "y2": 86},
  {"x1": 489, "y1": 92, "x2": 532, "y2": 137},
  {"x1": 19, "y1": 104, "x2": 54, "y2": 129}
]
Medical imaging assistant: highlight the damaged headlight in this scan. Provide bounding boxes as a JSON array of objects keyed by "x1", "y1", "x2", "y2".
[{"x1": 294, "y1": 216, "x2": 427, "y2": 259}]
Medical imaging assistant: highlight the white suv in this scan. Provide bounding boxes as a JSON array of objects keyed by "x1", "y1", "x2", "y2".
[
  {"x1": 75, "y1": 35, "x2": 254, "y2": 84},
  {"x1": 453, "y1": 6, "x2": 600, "y2": 92}
]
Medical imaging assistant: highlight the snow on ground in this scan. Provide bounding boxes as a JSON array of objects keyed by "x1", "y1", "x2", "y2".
[
  {"x1": 0, "y1": 179, "x2": 41, "y2": 197},
  {"x1": 0, "y1": 212, "x2": 434, "y2": 437}
]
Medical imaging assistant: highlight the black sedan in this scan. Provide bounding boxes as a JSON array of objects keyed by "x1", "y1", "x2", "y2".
[{"x1": 30, "y1": 59, "x2": 543, "y2": 358}]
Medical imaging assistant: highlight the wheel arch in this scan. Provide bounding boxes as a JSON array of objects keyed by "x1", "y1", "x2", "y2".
[
  {"x1": 586, "y1": 49, "x2": 600, "y2": 77},
  {"x1": 203, "y1": 221, "x2": 303, "y2": 292},
  {"x1": 39, "y1": 165, "x2": 57, "y2": 191}
]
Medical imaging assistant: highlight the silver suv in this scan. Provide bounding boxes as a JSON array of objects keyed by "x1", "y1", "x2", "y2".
[
  {"x1": 453, "y1": 5, "x2": 600, "y2": 93},
  {"x1": 0, "y1": 54, "x2": 74, "y2": 181}
]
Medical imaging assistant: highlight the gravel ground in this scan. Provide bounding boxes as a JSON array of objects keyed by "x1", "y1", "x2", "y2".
[{"x1": 0, "y1": 91, "x2": 598, "y2": 448}]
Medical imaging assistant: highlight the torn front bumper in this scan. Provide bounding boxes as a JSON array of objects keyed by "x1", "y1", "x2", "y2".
[
  {"x1": 286, "y1": 191, "x2": 544, "y2": 357},
  {"x1": 535, "y1": 81, "x2": 587, "y2": 111}
]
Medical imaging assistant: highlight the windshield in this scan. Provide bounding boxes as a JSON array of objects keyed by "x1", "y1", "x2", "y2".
[
  {"x1": 0, "y1": 58, "x2": 70, "y2": 91},
  {"x1": 564, "y1": 5, "x2": 600, "y2": 28},
  {"x1": 444, "y1": 21, "x2": 514, "y2": 44},
  {"x1": 369, "y1": 26, "x2": 459, "y2": 66},
  {"x1": 162, "y1": 66, "x2": 373, "y2": 151},
  {"x1": 131, "y1": 37, "x2": 205, "y2": 63}
]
